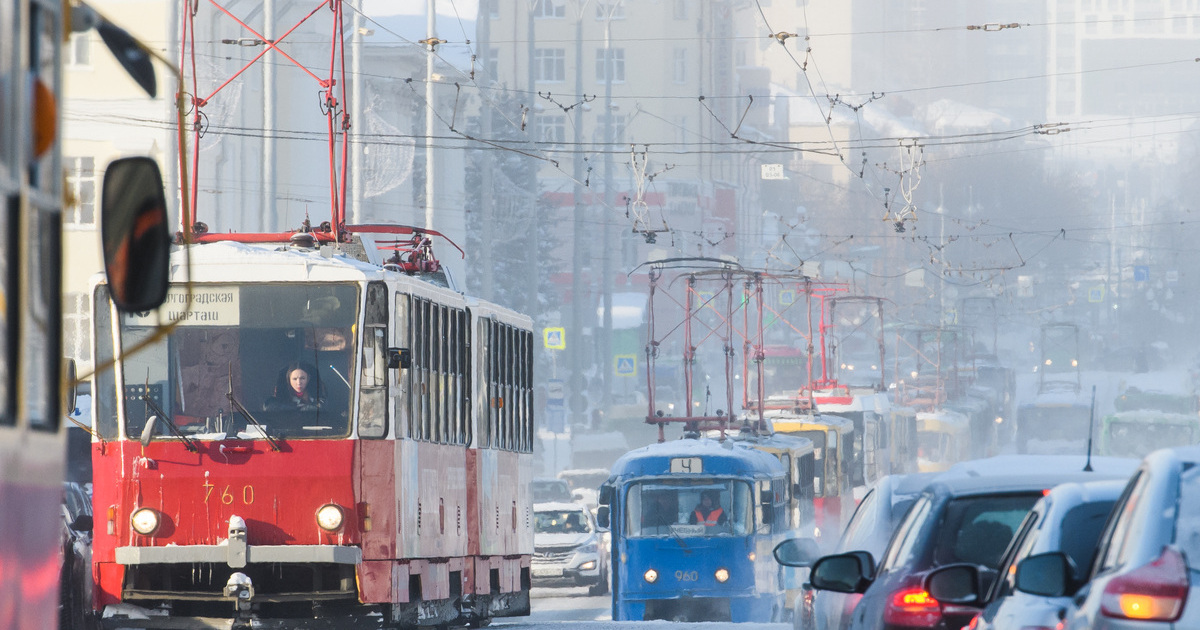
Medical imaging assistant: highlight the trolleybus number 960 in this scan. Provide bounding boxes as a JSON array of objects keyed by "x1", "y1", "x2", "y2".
[
  {"x1": 669, "y1": 457, "x2": 703, "y2": 474},
  {"x1": 203, "y1": 482, "x2": 255, "y2": 506},
  {"x1": 675, "y1": 570, "x2": 699, "y2": 582}
]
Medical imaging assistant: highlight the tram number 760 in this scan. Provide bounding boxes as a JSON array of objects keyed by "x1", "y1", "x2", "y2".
[
  {"x1": 675, "y1": 570, "x2": 699, "y2": 582},
  {"x1": 203, "y1": 482, "x2": 255, "y2": 506}
]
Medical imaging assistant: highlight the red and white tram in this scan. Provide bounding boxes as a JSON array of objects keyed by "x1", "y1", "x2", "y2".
[{"x1": 88, "y1": 229, "x2": 534, "y2": 628}]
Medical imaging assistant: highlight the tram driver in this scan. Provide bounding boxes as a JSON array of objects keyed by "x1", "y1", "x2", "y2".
[
  {"x1": 688, "y1": 490, "x2": 728, "y2": 528},
  {"x1": 264, "y1": 361, "x2": 324, "y2": 412}
]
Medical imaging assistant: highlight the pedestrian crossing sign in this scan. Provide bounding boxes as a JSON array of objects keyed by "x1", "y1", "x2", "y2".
[
  {"x1": 543, "y1": 327, "x2": 566, "y2": 350},
  {"x1": 615, "y1": 354, "x2": 637, "y2": 377}
]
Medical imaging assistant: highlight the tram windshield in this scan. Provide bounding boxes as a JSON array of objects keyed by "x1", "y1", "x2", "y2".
[
  {"x1": 625, "y1": 479, "x2": 752, "y2": 538},
  {"x1": 94, "y1": 283, "x2": 360, "y2": 441}
]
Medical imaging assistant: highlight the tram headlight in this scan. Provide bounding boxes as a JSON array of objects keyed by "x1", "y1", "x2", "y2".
[
  {"x1": 714, "y1": 568, "x2": 730, "y2": 583},
  {"x1": 130, "y1": 508, "x2": 160, "y2": 536},
  {"x1": 643, "y1": 568, "x2": 659, "y2": 583},
  {"x1": 316, "y1": 504, "x2": 345, "y2": 531}
]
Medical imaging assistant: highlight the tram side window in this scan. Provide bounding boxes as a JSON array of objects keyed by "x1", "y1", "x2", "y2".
[
  {"x1": 394, "y1": 294, "x2": 409, "y2": 438},
  {"x1": 92, "y1": 286, "x2": 118, "y2": 439},
  {"x1": 482, "y1": 320, "x2": 532, "y2": 453},
  {"x1": 358, "y1": 283, "x2": 387, "y2": 438}
]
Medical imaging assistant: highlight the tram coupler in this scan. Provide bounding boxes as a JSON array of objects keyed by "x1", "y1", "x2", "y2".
[{"x1": 224, "y1": 572, "x2": 255, "y2": 613}]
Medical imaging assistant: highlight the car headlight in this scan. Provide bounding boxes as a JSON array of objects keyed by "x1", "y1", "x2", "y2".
[
  {"x1": 316, "y1": 504, "x2": 345, "y2": 531},
  {"x1": 130, "y1": 508, "x2": 160, "y2": 535},
  {"x1": 715, "y1": 568, "x2": 730, "y2": 583},
  {"x1": 644, "y1": 568, "x2": 658, "y2": 583},
  {"x1": 580, "y1": 561, "x2": 596, "y2": 570}
]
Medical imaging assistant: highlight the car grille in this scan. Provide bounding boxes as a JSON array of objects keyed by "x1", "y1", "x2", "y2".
[{"x1": 533, "y1": 547, "x2": 576, "y2": 561}]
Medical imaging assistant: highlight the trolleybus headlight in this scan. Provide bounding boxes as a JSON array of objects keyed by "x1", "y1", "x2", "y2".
[
  {"x1": 316, "y1": 504, "x2": 345, "y2": 531},
  {"x1": 715, "y1": 568, "x2": 730, "y2": 583},
  {"x1": 644, "y1": 569, "x2": 659, "y2": 583},
  {"x1": 130, "y1": 508, "x2": 160, "y2": 535}
]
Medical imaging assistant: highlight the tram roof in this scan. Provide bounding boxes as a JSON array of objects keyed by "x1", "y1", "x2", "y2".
[{"x1": 608, "y1": 437, "x2": 786, "y2": 481}]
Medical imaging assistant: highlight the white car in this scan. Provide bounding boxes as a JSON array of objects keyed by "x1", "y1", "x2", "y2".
[{"x1": 531, "y1": 502, "x2": 609, "y2": 595}]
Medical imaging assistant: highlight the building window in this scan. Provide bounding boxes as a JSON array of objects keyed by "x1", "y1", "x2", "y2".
[
  {"x1": 595, "y1": 1, "x2": 625, "y2": 19},
  {"x1": 64, "y1": 292, "x2": 91, "y2": 363},
  {"x1": 673, "y1": 48, "x2": 687, "y2": 83},
  {"x1": 67, "y1": 32, "x2": 90, "y2": 67},
  {"x1": 532, "y1": 0, "x2": 565, "y2": 18},
  {"x1": 537, "y1": 114, "x2": 566, "y2": 146},
  {"x1": 593, "y1": 113, "x2": 626, "y2": 143},
  {"x1": 534, "y1": 48, "x2": 565, "y2": 82},
  {"x1": 595, "y1": 48, "x2": 625, "y2": 82},
  {"x1": 66, "y1": 157, "x2": 96, "y2": 227}
]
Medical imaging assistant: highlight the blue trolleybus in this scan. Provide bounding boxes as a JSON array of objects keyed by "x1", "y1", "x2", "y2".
[{"x1": 597, "y1": 436, "x2": 792, "y2": 622}]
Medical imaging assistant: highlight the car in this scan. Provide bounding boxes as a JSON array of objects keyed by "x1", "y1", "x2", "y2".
[
  {"x1": 531, "y1": 502, "x2": 609, "y2": 595},
  {"x1": 531, "y1": 477, "x2": 573, "y2": 503},
  {"x1": 776, "y1": 473, "x2": 939, "y2": 630},
  {"x1": 60, "y1": 481, "x2": 97, "y2": 630},
  {"x1": 1019, "y1": 446, "x2": 1200, "y2": 629},
  {"x1": 925, "y1": 479, "x2": 1125, "y2": 630},
  {"x1": 801, "y1": 456, "x2": 1137, "y2": 630}
]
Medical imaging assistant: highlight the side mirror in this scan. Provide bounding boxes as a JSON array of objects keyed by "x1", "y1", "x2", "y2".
[
  {"x1": 595, "y1": 505, "x2": 610, "y2": 529},
  {"x1": 773, "y1": 537, "x2": 821, "y2": 567},
  {"x1": 809, "y1": 552, "x2": 875, "y2": 594},
  {"x1": 388, "y1": 348, "x2": 411, "y2": 369},
  {"x1": 64, "y1": 358, "x2": 78, "y2": 414},
  {"x1": 925, "y1": 563, "x2": 982, "y2": 605},
  {"x1": 1016, "y1": 551, "x2": 1076, "y2": 597},
  {"x1": 101, "y1": 157, "x2": 170, "y2": 313}
]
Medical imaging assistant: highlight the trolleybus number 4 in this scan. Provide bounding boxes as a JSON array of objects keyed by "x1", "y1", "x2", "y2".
[
  {"x1": 203, "y1": 482, "x2": 255, "y2": 505},
  {"x1": 669, "y1": 457, "x2": 702, "y2": 474}
]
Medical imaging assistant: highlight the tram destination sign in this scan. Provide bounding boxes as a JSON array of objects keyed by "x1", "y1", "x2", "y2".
[{"x1": 124, "y1": 286, "x2": 240, "y2": 326}]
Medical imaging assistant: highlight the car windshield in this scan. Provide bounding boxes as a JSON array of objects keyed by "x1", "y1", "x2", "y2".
[
  {"x1": 535, "y1": 510, "x2": 593, "y2": 534},
  {"x1": 95, "y1": 283, "x2": 359, "y2": 441},
  {"x1": 625, "y1": 478, "x2": 753, "y2": 538},
  {"x1": 932, "y1": 493, "x2": 1041, "y2": 570},
  {"x1": 532, "y1": 480, "x2": 572, "y2": 503}
]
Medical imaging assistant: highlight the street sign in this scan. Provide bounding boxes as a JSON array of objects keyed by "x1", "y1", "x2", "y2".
[
  {"x1": 779, "y1": 289, "x2": 795, "y2": 305},
  {"x1": 543, "y1": 327, "x2": 565, "y2": 350},
  {"x1": 760, "y1": 163, "x2": 785, "y2": 180},
  {"x1": 1088, "y1": 286, "x2": 1105, "y2": 303},
  {"x1": 1134, "y1": 266, "x2": 1149, "y2": 283},
  {"x1": 615, "y1": 354, "x2": 637, "y2": 377},
  {"x1": 546, "y1": 378, "x2": 565, "y2": 407},
  {"x1": 544, "y1": 407, "x2": 566, "y2": 433}
]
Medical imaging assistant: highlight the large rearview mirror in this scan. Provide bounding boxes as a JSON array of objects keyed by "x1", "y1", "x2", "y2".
[{"x1": 101, "y1": 157, "x2": 170, "y2": 312}]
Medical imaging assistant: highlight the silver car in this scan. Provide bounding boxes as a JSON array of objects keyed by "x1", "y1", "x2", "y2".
[
  {"x1": 1015, "y1": 446, "x2": 1200, "y2": 629},
  {"x1": 531, "y1": 502, "x2": 609, "y2": 595}
]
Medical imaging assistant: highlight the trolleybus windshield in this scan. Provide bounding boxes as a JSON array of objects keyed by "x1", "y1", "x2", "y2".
[
  {"x1": 625, "y1": 479, "x2": 752, "y2": 538},
  {"x1": 96, "y1": 283, "x2": 360, "y2": 440}
]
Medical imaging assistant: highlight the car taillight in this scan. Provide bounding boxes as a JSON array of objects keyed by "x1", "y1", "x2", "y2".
[
  {"x1": 1100, "y1": 546, "x2": 1189, "y2": 622},
  {"x1": 883, "y1": 586, "x2": 941, "y2": 627}
]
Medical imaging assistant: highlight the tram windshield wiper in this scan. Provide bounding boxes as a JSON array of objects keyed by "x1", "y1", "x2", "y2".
[
  {"x1": 140, "y1": 375, "x2": 197, "y2": 452},
  {"x1": 224, "y1": 365, "x2": 282, "y2": 451}
]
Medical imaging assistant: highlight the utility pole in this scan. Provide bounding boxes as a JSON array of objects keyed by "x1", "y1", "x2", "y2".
[
  {"x1": 262, "y1": 0, "x2": 275, "y2": 231},
  {"x1": 478, "y1": 2, "x2": 494, "y2": 299},
  {"x1": 350, "y1": 0, "x2": 363, "y2": 225},
  {"x1": 600, "y1": 2, "x2": 617, "y2": 414},
  {"x1": 569, "y1": 0, "x2": 586, "y2": 426},
  {"x1": 424, "y1": 0, "x2": 437, "y2": 231}
]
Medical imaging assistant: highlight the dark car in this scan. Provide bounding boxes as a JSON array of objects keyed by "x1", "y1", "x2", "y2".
[
  {"x1": 803, "y1": 458, "x2": 1136, "y2": 630},
  {"x1": 60, "y1": 481, "x2": 97, "y2": 630},
  {"x1": 777, "y1": 473, "x2": 938, "y2": 630},
  {"x1": 1022, "y1": 446, "x2": 1200, "y2": 629},
  {"x1": 927, "y1": 479, "x2": 1125, "y2": 630}
]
